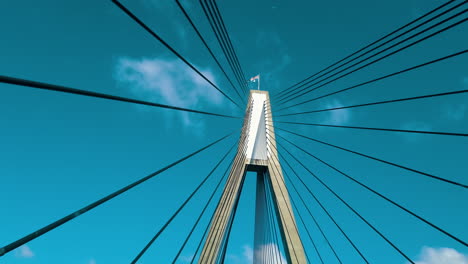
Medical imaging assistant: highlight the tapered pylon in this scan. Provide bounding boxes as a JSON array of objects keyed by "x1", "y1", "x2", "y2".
[{"x1": 198, "y1": 90, "x2": 306, "y2": 264}]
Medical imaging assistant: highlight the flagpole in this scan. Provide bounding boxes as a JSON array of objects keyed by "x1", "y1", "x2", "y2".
[{"x1": 249, "y1": 75, "x2": 260, "y2": 90}]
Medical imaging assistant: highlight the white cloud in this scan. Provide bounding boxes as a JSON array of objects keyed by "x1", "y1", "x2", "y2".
[
  {"x1": 207, "y1": 244, "x2": 286, "y2": 264},
  {"x1": 15, "y1": 245, "x2": 34, "y2": 258},
  {"x1": 320, "y1": 99, "x2": 351, "y2": 125},
  {"x1": 253, "y1": 243, "x2": 287, "y2": 264},
  {"x1": 413, "y1": 247, "x2": 468, "y2": 264},
  {"x1": 179, "y1": 254, "x2": 194, "y2": 263},
  {"x1": 114, "y1": 56, "x2": 226, "y2": 130},
  {"x1": 243, "y1": 245, "x2": 253, "y2": 263},
  {"x1": 89, "y1": 259, "x2": 97, "y2": 264}
]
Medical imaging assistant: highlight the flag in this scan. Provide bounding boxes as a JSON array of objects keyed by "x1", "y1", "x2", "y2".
[{"x1": 250, "y1": 74, "x2": 260, "y2": 82}]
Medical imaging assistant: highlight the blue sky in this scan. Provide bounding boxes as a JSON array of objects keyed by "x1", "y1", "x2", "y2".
[{"x1": 0, "y1": 0, "x2": 467, "y2": 263}]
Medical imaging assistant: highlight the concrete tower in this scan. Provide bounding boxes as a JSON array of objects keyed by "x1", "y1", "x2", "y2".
[{"x1": 198, "y1": 90, "x2": 306, "y2": 263}]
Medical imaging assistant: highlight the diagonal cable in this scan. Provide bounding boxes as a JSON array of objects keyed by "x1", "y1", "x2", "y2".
[
  {"x1": 275, "y1": 1, "x2": 464, "y2": 102},
  {"x1": 0, "y1": 133, "x2": 232, "y2": 257},
  {"x1": 276, "y1": 127, "x2": 467, "y2": 188},
  {"x1": 266, "y1": 136, "x2": 358, "y2": 263},
  {"x1": 111, "y1": 0, "x2": 242, "y2": 109},
  {"x1": 287, "y1": 184, "x2": 326, "y2": 264},
  {"x1": 265, "y1": 143, "x2": 312, "y2": 263},
  {"x1": 275, "y1": 50, "x2": 467, "y2": 114},
  {"x1": 170, "y1": 148, "x2": 234, "y2": 263},
  {"x1": 278, "y1": 89, "x2": 468, "y2": 117},
  {"x1": 199, "y1": 0, "x2": 245, "y2": 96},
  {"x1": 275, "y1": 120, "x2": 468, "y2": 137},
  {"x1": 188, "y1": 140, "x2": 247, "y2": 264},
  {"x1": 200, "y1": 125, "x2": 250, "y2": 262},
  {"x1": 275, "y1": 2, "x2": 466, "y2": 104},
  {"x1": 0, "y1": 75, "x2": 241, "y2": 119},
  {"x1": 278, "y1": 134, "x2": 468, "y2": 248},
  {"x1": 196, "y1": 118, "x2": 251, "y2": 263},
  {"x1": 175, "y1": 0, "x2": 245, "y2": 104},
  {"x1": 131, "y1": 142, "x2": 237, "y2": 263},
  {"x1": 217, "y1": 169, "x2": 248, "y2": 263},
  {"x1": 209, "y1": 0, "x2": 249, "y2": 94},
  {"x1": 286, "y1": 171, "x2": 337, "y2": 264},
  {"x1": 264, "y1": 171, "x2": 285, "y2": 264},
  {"x1": 217, "y1": 126, "x2": 254, "y2": 263},
  {"x1": 279, "y1": 158, "x2": 344, "y2": 263},
  {"x1": 266, "y1": 162, "x2": 302, "y2": 263},
  {"x1": 276, "y1": 138, "x2": 415, "y2": 263},
  {"x1": 200, "y1": 0, "x2": 249, "y2": 96},
  {"x1": 276, "y1": 10, "x2": 467, "y2": 109},
  {"x1": 272, "y1": 0, "x2": 458, "y2": 99}
]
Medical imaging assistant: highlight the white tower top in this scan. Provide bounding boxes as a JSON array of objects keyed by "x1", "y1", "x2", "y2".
[{"x1": 245, "y1": 91, "x2": 270, "y2": 163}]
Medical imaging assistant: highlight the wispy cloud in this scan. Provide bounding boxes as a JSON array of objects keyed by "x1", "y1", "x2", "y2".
[
  {"x1": 320, "y1": 99, "x2": 351, "y2": 125},
  {"x1": 179, "y1": 254, "x2": 195, "y2": 263},
  {"x1": 227, "y1": 243, "x2": 286, "y2": 263},
  {"x1": 188, "y1": 244, "x2": 285, "y2": 263},
  {"x1": 15, "y1": 245, "x2": 34, "y2": 258},
  {"x1": 243, "y1": 245, "x2": 253, "y2": 263},
  {"x1": 89, "y1": 259, "x2": 97, "y2": 264},
  {"x1": 412, "y1": 247, "x2": 468, "y2": 264},
  {"x1": 253, "y1": 31, "x2": 292, "y2": 91},
  {"x1": 253, "y1": 243, "x2": 287, "y2": 263},
  {"x1": 114, "y1": 56, "x2": 226, "y2": 131}
]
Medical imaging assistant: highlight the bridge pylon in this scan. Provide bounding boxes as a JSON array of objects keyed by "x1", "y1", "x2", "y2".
[{"x1": 198, "y1": 90, "x2": 306, "y2": 264}]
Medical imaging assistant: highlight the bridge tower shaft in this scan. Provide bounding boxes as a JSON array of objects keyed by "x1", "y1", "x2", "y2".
[{"x1": 198, "y1": 90, "x2": 306, "y2": 263}]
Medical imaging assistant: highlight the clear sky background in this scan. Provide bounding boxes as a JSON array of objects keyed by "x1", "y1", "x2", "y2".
[{"x1": 0, "y1": 0, "x2": 467, "y2": 263}]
